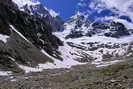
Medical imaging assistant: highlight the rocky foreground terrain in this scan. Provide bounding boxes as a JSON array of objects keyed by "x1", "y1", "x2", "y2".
[{"x1": 0, "y1": 56, "x2": 133, "y2": 89}]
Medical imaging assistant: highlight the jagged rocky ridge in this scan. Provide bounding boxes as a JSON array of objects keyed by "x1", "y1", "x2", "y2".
[
  {"x1": 0, "y1": 0, "x2": 63, "y2": 73},
  {"x1": 20, "y1": 1, "x2": 64, "y2": 32},
  {"x1": 64, "y1": 13, "x2": 131, "y2": 39}
]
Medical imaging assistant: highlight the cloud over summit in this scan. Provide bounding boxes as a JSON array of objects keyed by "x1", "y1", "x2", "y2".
[{"x1": 77, "y1": 0, "x2": 133, "y2": 22}]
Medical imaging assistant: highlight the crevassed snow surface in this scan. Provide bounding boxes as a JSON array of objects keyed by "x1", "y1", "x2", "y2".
[
  {"x1": 54, "y1": 31, "x2": 133, "y2": 67},
  {"x1": 54, "y1": 31, "x2": 133, "y2": 44},
  {"x1": 0, "y1": 34, "x2": 9, "y2": 43},
  {"x1": 67, "y1": 35, "x2": 133, "y2": 44}
]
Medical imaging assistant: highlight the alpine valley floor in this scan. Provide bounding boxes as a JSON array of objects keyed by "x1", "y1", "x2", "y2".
[{"x1": 0, "y1": 56, "x2": 133, "y2": 89}]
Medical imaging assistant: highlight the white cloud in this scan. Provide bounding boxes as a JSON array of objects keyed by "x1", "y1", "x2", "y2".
[
  {"x1": 100, "y1": 0, "x2": 133, "y2": 21},
  {"x1": 101, "y1": 0, "x2": 131, "y2": 10},
  {"x1": 77, "y1": 2, "x2": 87, "y2": 7},
  {"x1": 100, "y1": 16, "x2": 133, "y2": 29},
  {"x1": 77, "y1": 0, "x2": 133, "y2": 23}
]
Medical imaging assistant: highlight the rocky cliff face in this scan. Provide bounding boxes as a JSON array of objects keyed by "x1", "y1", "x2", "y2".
[
  {"x1": 0, "y1": 0, "x2": 63, "y2": 73},
  {"x1": 19, "y1": 1, "x2": 64, "y2": 32}
]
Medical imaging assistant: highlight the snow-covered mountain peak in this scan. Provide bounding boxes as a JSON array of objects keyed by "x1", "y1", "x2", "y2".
[
  {"x1": 12, "y1": 0, "x2": 63, "y2": 32},
  {"x1": 12, "y1": 0, "x2": 59, "y2": 18},
  {"x1": 12, "y1": 0, "x2": 40, "y2": 8},
  {"x1": 49, "y1": 9, "x2": 59, "y2": 18},
  {"x1": 66, "y1": 12, "x2": 90, "y2": 28},
  {"x1": 70, "y1": 12, "x2": 88, "y2": 20}
]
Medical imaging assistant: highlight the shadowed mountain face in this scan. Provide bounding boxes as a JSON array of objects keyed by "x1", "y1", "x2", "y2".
[
  {"x1": 0, "y1": 0, "x2": 11, "y2": 4},
  {"x1": 0, "y1": 0, "x2": 63, "y2": 73},
  {"x1": 21, "y1": 2, "x2": 64, "y2": 32}
]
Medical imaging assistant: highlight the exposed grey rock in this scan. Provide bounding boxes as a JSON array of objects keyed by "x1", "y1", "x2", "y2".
[{"x1": 0, "y1": 1, "x2": 63, "y2": 72}]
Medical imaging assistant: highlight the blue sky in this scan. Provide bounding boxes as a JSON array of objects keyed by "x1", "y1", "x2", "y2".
[
  {"x1": 39, "y1": 0, "x2": 80, "y2": 19},
  {"x1": 38, "y1": 0, "x2": 133, "y2": 23}
]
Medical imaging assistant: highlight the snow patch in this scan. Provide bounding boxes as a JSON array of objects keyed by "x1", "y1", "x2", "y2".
[
  {"x1": 94, "y1": 60, "x2": 122, "y2": 67},
  {"x1": 0, "y1": 34, "x2": 9, "y2": 43},
  {"x1": 0, "y1": 71, "x2": 12, "y2": 76},
  {"x1": 40, "y1": 49, "x2": 84, "y2": 69},
  {"x1": 18, "y1": 65, "x2": 43, "y2": 73},
  {"x1": 10, "y1": 76, "x2": 17, "y2": 82},
  {"x1": 18, "y1": 49, "x2": 84, "y2": 73}
]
